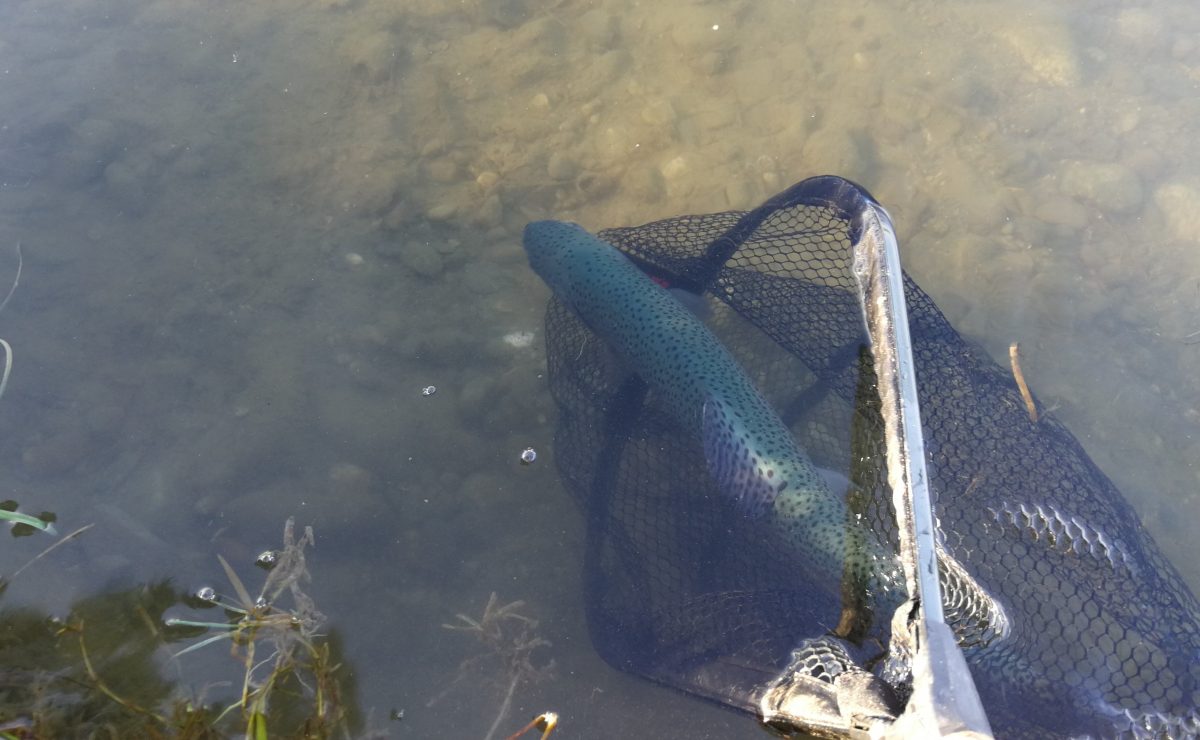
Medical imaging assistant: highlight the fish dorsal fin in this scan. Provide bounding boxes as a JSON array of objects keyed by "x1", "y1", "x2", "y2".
[{"x1": 702, "y1": 394, "x2": 781, "y2": 518}]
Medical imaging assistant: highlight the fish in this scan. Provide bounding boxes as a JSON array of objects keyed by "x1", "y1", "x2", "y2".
[
  {"x1": 528, "y1": 183, "x2": 1200, "y2": 736},
  {"x1": 524, "y1": 218, "x2": 1015, "y2": 672},
  {"x1": 524, "y1": 220, "x2": 880, "y2": 590}
]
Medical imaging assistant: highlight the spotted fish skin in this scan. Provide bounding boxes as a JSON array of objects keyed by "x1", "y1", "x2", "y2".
[{"x1": 524, "y1": 220, "x2": 861, "y2": 583}]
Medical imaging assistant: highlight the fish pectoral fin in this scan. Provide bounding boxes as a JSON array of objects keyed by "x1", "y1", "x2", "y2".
[{"x1": 702, "y1": 395, "x2": 780, "y2": 518}]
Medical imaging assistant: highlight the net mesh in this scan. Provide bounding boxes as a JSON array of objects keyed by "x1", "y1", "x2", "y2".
[{"x1": 542, "y1": 179, "x2": 1200, "y2": 738}]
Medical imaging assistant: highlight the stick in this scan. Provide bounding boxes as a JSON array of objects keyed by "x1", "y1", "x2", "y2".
[
  {"x1": 9, "y1": 523, "x2": 94, "y2": 580},
  {"x1": 505, "y1": 712, "x2": 559, "y2": 740},
  {"x1": 483, "y1": 672, "x2": 520, "y2": 740},
  {"x1": 0, "y1": 242, "x2": 21, "y2": 315},
  {"x1": 1009, "y1": 342, "x2": 1037, "y2": 423}
]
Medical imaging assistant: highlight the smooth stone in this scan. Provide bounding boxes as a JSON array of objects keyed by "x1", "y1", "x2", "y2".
[
  {"x1": 480, "y1": 0, "x2": 528, "y2": 28},
  {"x1": 474, "y1": 194, "x2": 503, "y2": 227},
  {"x1": 546, "y1": 152, "x2": 579, "y2": 181},
  {"x1": 1060, "y1": 161, "x2": 1143, "y2": 213},
  {"x1": 997, "y1": 21, "x2": 1080, "y2": 86},
  {"x1": 724, "y1": 179, "x2": 756, "y2": 210},
  {"x1": 1032, "y1": 194, "x2": 1090, "y2": 230},
  {"x1": 1153, "y1": 180, "x2": 1200, "y2": 244},
  {"x1": 425, "y1": 202, "x2": 457, "y2": 221},
  {"x1": 462, "y1": 262, "x2": 499, "y2": 294},
  {"x1": 623, "y1": 165, "x2": 665, "y2": 204},
  {"x1": 660, "y1": 155, "x2": 688, "y2": 180},
  {"x1": 576, "y1": 9, "x2": 617, "y2": 49},
  {"x1": 475, "y1": 171, "x2": 499, "y2": 190},
  {"x1": 1114, "y1": 9, "x2": 1163, "y2": 51},
  {"x1": 60, "y1": 117, "x2": 122, "y2": 184},
  {"x1": 401, "y1": 241, "x2": 444, "y2": 278},
  {"x1": 426, "y1": 157, "x2": 459, "y2": 183},
  {"x1": 671, "y1": 21, "x2": 725, "y2": 54},
  {"x1": 341, "y1": 31, "x2": 402, "y2": 82},
  {"x1": 22, "y1": 428, "x2": 95, "y2": 477},
  {"x1": 457, "y1": 376, "x2": 495, "y2": 422},
  {"x1": 640, "y1": 99, "x2": 676, "y2": 127},
  {"x1": 801, "y1": 126, "x2": 864, "y2": 176},
  {"x1": 103, "y1": 153, "x2": 154, "y2": 214}
]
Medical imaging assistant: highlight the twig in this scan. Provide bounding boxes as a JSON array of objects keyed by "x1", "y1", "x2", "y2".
[
  {"x1": 505, "y1": 711, "x2": 559, "y2": 740},
  {"x1": 484, "y1": 672, "x2": 520, "y2": 740},
  {"x1": 0, "y1": 338, "x2": 10, "y2": 402},
  {"x1": 0, "y1": 242, "x2": 21, "y2": 404},
  {"x1": 1009, "y1": 342, "x2": 1037, "y2": 423},
  {"x1": 0, "y1": 242, "x2": 22, "y2": 315},
  {"x1": 9, "y1": 523, "x2": 94, "y2": 580}
]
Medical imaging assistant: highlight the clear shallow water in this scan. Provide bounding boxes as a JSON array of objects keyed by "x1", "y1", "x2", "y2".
[{"x1": 0, "y1": 0, "x2": 1197, "y2": 736}]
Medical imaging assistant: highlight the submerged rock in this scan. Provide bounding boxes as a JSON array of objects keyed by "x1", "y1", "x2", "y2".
[
  {"x1": 1154, "y1": 179, "x2": 1200, "y2": 243},
  {"x1": 1060, "y1": 160, "x2": 1143, "y2": 214}
]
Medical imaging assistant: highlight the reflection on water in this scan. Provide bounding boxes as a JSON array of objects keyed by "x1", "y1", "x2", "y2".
[{"x1": 0, "y1": 0, "x2": 1197, "y2": 736}]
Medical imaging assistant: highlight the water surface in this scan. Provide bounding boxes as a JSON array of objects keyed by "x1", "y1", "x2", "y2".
[{"x1": 0, "y1": 0, "x2": 1197, "y2": 736}]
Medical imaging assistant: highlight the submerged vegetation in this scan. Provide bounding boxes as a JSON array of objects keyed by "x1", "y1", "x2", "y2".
[
  {"x1": 434, "y1": 592, "x2": 556, "y2": 740},
  {"x1": 0, "y1": 518, "x2": 361, "y2": 738}
]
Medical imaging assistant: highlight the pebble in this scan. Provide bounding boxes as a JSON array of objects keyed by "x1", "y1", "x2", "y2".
[
  {"x1": 660, "y1": 156, "x2": 688, "y2": 180},
  {"x1": 475, "y1": 171, "x2": 500, "y2": 190}
]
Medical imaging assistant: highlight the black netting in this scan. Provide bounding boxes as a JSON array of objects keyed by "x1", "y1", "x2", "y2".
[{"x1": 542, "y1": 178, "x2": 1200, "y2": 738}]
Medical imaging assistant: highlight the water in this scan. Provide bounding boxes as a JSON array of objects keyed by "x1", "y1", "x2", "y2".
[{"x1": 0, "y1": 0, "x2": 1196, "y2": 736}]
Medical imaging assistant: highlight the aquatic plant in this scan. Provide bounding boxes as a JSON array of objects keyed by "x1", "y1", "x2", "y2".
[
  {"x1": 434, "y1": 592, "x2": 556, "y2": 740},
  {"x1": 0, "y1": 518, "x2": 359, "y2": 738},
  {"x1": 0, "y1": 499, "x2": 56, "y2": 537},
  {"x1": 164, "y1": 518, "x2": 353, "y2": 738}
]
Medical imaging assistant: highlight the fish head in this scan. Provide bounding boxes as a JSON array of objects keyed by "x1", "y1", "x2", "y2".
[{"x1": 523, "y1": 220, "x2": 595, "y2": 294}]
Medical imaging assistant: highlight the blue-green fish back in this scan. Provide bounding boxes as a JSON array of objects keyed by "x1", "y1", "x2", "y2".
[{"x1": 523, "y1": 220, "x2": 849, "y2": 574}]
